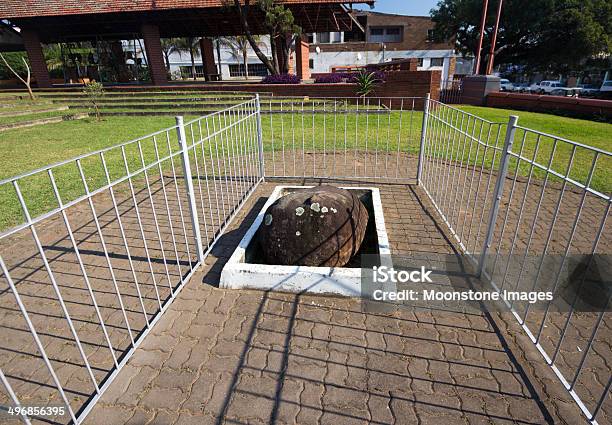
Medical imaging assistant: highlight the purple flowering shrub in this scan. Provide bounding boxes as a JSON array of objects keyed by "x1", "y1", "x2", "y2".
[
  {"x1": 314, "y1": 73, "x2": 345, "y2": 83},
  {"x1": 261, "y1": 74, "x2": 301, "y2": 84}
]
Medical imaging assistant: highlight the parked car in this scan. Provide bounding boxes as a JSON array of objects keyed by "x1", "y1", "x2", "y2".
[
  {"x1": 600, "y1": 80, "x2": 612, "y2": 93},
  {"x1": 500, "y1": 78, "x2": 514, "y2": 91},
  {"x1": 512, "y1": 82, "x2": 531, "y2": 93},
  {"x1": 550, "y1": 87, "x2": 581, "y2": 97},
  {"x1": 534, "y1": 80, "x2": 564, "y2": 94},
  {"x1": 577, "y1": 84, "x2": 599, "y2": 97}
]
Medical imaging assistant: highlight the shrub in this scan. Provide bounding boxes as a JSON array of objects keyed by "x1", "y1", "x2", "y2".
[
  {"x1": 314, "y1": 73, "x2": 344, "y2": 84},
  {"x1": 347, "y1": 70, "x2": 386, "y2": 83},
  {"x1": 261, "y1": 73, "x2": 301, "y2": 84},
  {"x1": 83, "y1": 81, "x2": 105, "y2": 120},
  {"x1": 353, "y1": 70, "x2": 383, "y2": 97}
]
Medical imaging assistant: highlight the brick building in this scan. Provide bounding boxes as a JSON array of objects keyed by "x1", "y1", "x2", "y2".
[
  {"x1": 309, "y1": 11, "x2": 457, "y2": 82},
  {"x1": 0, "y1": 0, "x2": 370, "y2": 86}
]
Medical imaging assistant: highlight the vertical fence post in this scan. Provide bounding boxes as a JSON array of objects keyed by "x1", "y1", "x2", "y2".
[
  {"x1": 176, "y1": 116, "x2": 205, "y2": 263},
  {"x1": 478, "y1": 115, "x2": 518, "y2": 277},
  {"x1": 417, "y1": 93, "x2": 430, "y2": 185},
  {"x1": 255, "y1": 94, "x2": 265, "y2": 181}
]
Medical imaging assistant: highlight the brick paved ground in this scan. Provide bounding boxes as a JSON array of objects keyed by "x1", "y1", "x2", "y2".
[{"x1": 0, "y1": 150, "x2": 608, "y2": 424}]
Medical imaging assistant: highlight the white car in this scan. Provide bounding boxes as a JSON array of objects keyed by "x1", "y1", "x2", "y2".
[
  {"x1": 534, "y1": 80, "x2": 563, "y2": 94},
  {"x1": 512, "y1": 83, "x2": 531, "y2": 93},
  {"x1": 500, "y1": 78, "x2": 514, "y2": 91},
  {"x1": 600, "y1": 80, "x2": 612, "y2": 93}
]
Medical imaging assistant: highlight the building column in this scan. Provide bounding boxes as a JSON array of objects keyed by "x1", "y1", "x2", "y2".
[
  {"x1": 199, "y1": 38, "x2": 217, "y2": 80},
  {"x1": 295, "y1": 34, "x2": 310, "y2": 80},
  {"x1": 141, "y1": 24, "x2": 168, "y2": 85},
  {"x1": 21, "y1": 28, "x2": 51, "y2": 88}
]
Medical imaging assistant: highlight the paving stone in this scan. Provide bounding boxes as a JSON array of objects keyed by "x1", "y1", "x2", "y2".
[{"x1": 0, "y1": 177, "x2": 596, "y2": 425}]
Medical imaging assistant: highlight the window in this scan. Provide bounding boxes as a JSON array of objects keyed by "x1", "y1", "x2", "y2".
[
  {"x1": 316, "y1": 32, "x2": 330, "y2": 43},
  {"x1": 228, "y1": 63, "x2": 269, "y2": 77},
  {"x1": 179, "y1": 65, "x2": 205, "y2": 78},
  {"x1": 427, "y1": 29, "x2": 435, "y2": 42},
  {"x1": 369, "y1": 26, "x2": 403, "y2": 43},
  {"x1": 417, "y1": 58, "x2": 424, "y2": 67},
  {"x1": 430, "y1": 58, "x2": 444, "y2": 67},
  {"x1": 316, "y1": 32, "x2": 341, "y2": 44},
  {"x1": 307, "y1": 33, "x2": 314, "y2": 44},
  {"x1": 309, "y1": 59, "x2": 314, "y2": 69}
]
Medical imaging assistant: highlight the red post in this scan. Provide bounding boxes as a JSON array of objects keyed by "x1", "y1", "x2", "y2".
[
  {"x1": 295, "y1": 34, "x2": 310, "y2": 80},
  {"x1": 141, "y1": 24, "x2": 168, "y2": 85},
  {"x1": 21, "y1": 28, "x2": 51, "y2": 88},
  {"x1": 199, "y1": 38, "x2": 217, "y2": 80},
  {"x1": 486, "y1": 0, "x2": 504, "y2": 75},
  {"x1": 473, "y1": 0, "x2": 489, "y2": 75}
]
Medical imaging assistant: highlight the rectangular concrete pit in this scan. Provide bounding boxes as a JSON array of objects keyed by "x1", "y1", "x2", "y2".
[{"x1": 220, "y1": 186, "x2": 391, "y2": 296}]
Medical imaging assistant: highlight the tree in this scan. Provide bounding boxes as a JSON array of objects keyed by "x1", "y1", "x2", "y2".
[
  {"x1": 229, "y1": 0, "x2": 301, "y2": 75},
  {"x1": 160, "y1": 38, "x2": 183, "y2": 72},
  {"x1": 0, "y1": 52, "x2": 35, "y2": 100},
  {"x1": 219, "y1": 35, "x2": 265, "y2": 79},
  {"x1": 258, "y1": 0, "x2": 301, "y2": 74},
  {"x1": 83, "y1": 81, "x2": 105, "y2": 120},
  {"x1": 430, "y1": 0, "x2": 611, "y2": 74},
  {"x1": 170, "y1": 37, "x2": 200, "y2": 79}
]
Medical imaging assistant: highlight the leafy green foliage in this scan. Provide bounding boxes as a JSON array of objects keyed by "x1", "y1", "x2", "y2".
[
  {"x1": 430, "y1": 0, "x2": 612, "y2": 73},
  {"x1": 83, "y1": 81, "x2": 105, "y2": 120},
  {"x1": 0, "y1": 52, "x2": 29, "y2": 79},
  {"x1": 353, "y1": 71, "x2": 381, "y2": 97}
]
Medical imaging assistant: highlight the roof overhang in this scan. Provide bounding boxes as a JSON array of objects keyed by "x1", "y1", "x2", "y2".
[
  {"x1": 0, "y1": 1, "x2": 374, "y2": 43},
  {"x1": 0, "y1": 22, "x2": 23, "y2": 52}
]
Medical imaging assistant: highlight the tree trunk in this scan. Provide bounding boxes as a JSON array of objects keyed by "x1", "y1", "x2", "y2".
[
  {"x1": 281, "y1": 34, "x2": 295, "y2": 74},
  {"x1": 269, "y1": 34, "x2": 280, "y2": 75},
  {"x1": 233, "y1": 0, "x2": 278, "y2": 75},
  {"x1": 243, "y1": 51, "x2": 249, "y2": 79},
  {"x1": 189, "y1": 43, "x2": 196, "y2": 80},
  {"x1": 215, "y1": 39, "x2": 223, "y2": 79},
  {"x1": 164, "y1": 51, "x2": 170, "y2": 72}
]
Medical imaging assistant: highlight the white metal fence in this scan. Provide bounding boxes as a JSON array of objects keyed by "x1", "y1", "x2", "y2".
[
  {"x1": 419, "y1": 96, "x2": 611, "y2": 425},
  {"x1": 0, "y1": 94, "x2": 609, "y2": 424},
  {"x1": 0, "y1": 97, "x2": 261, "y2": 424}
]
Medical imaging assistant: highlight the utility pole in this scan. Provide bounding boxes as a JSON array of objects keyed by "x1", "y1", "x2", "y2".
[
  {"x1": 473, "y1": 0, "x2": 489, "y2": 74},
  {"x1": 486, "y1": 0, "x2": 504, "y2": 75}
]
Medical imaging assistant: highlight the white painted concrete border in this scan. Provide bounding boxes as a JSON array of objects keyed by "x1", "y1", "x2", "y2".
[{"x1": 220, "y1": 186, "x2": 391, "y2": 297}]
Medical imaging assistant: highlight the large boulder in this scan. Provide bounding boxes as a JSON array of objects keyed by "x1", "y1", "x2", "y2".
[{"x1": 258, "y1": 186, "x2": 369, "y2": 267}]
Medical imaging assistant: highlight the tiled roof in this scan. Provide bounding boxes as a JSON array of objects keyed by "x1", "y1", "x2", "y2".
[{"x1": 0, "y1": 0, "x2": 369, "y2": 19}]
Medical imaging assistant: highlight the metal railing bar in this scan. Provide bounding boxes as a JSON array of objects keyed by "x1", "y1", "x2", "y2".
[
  {"x1": 0, "y1": 256, "x2": 79, "y2": 424},
  {"x1": 13, "y1": 179, "x2": 100, "y2": 394},
  {"x1": 428, "y1": 99, "x2": 498, "y2": 125},
  {"x1": 511, "y1": 142, "x2": 572, "y2": 314},
  {"x1": 137, "y1": 139, "x2": 175, "y2": 294},
  {"x1": 507, "y1": 151, "x2": 610, "y2": 200},
  {"x1": 534, "y1": 153, "x2": 599, "y2": 344},
  {"x1": 515, "y1": 125, "x2": 612, "y2": 156},
  {"x1": 428, "y1": 112, "x2": 502, "y2": 151},
  {"x1": 0, "y1": 147, "x2": 186, "y2": 240},
  {"x1": 99, "y1": 153, "x2": 151, "y2": 325},
  {"x1": 153, "y1": 135, "x2": 182, "y2": 292},
  {"x1": 48, "y1": 168, "x2": 119, "y2": 369},
  {"x1": 554, "y1": 201, "x2": 610, "y2": 369},
  {"x1": 75, "y1": 159, "x2": 135, "y2": 344},
  {"x1": 120, "y1": 146, "x2": 164, "y2": 310},
  {"x1": 165, "y1": 130, "x2": 195, "y2": 271},
  {"x1": 0, "y1": 368, "x2": 31, "y2": 425},
  {"x1": 0, "y1": 125, "x2": 180, "y2": 187}
]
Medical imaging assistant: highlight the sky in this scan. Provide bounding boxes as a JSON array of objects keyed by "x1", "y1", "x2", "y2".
[{"x1": 355, "y1": 0, "x2": 440, "y2": 17}]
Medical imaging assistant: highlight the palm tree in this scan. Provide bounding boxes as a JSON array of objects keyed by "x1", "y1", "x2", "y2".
[
  {"x1": 160, "y1": 38, "x2": 182, "y2": 72},
  {"x1": 218, "y1": 35, "x2": 264, "y2": 79},
  {"x1": 169, "y1": 37, "x2": 199, "y2": 80}
]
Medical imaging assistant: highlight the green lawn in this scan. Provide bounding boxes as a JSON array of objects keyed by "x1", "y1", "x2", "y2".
[{"x1": 0, "y1": 102, "x2": 609, "y2": 232}]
